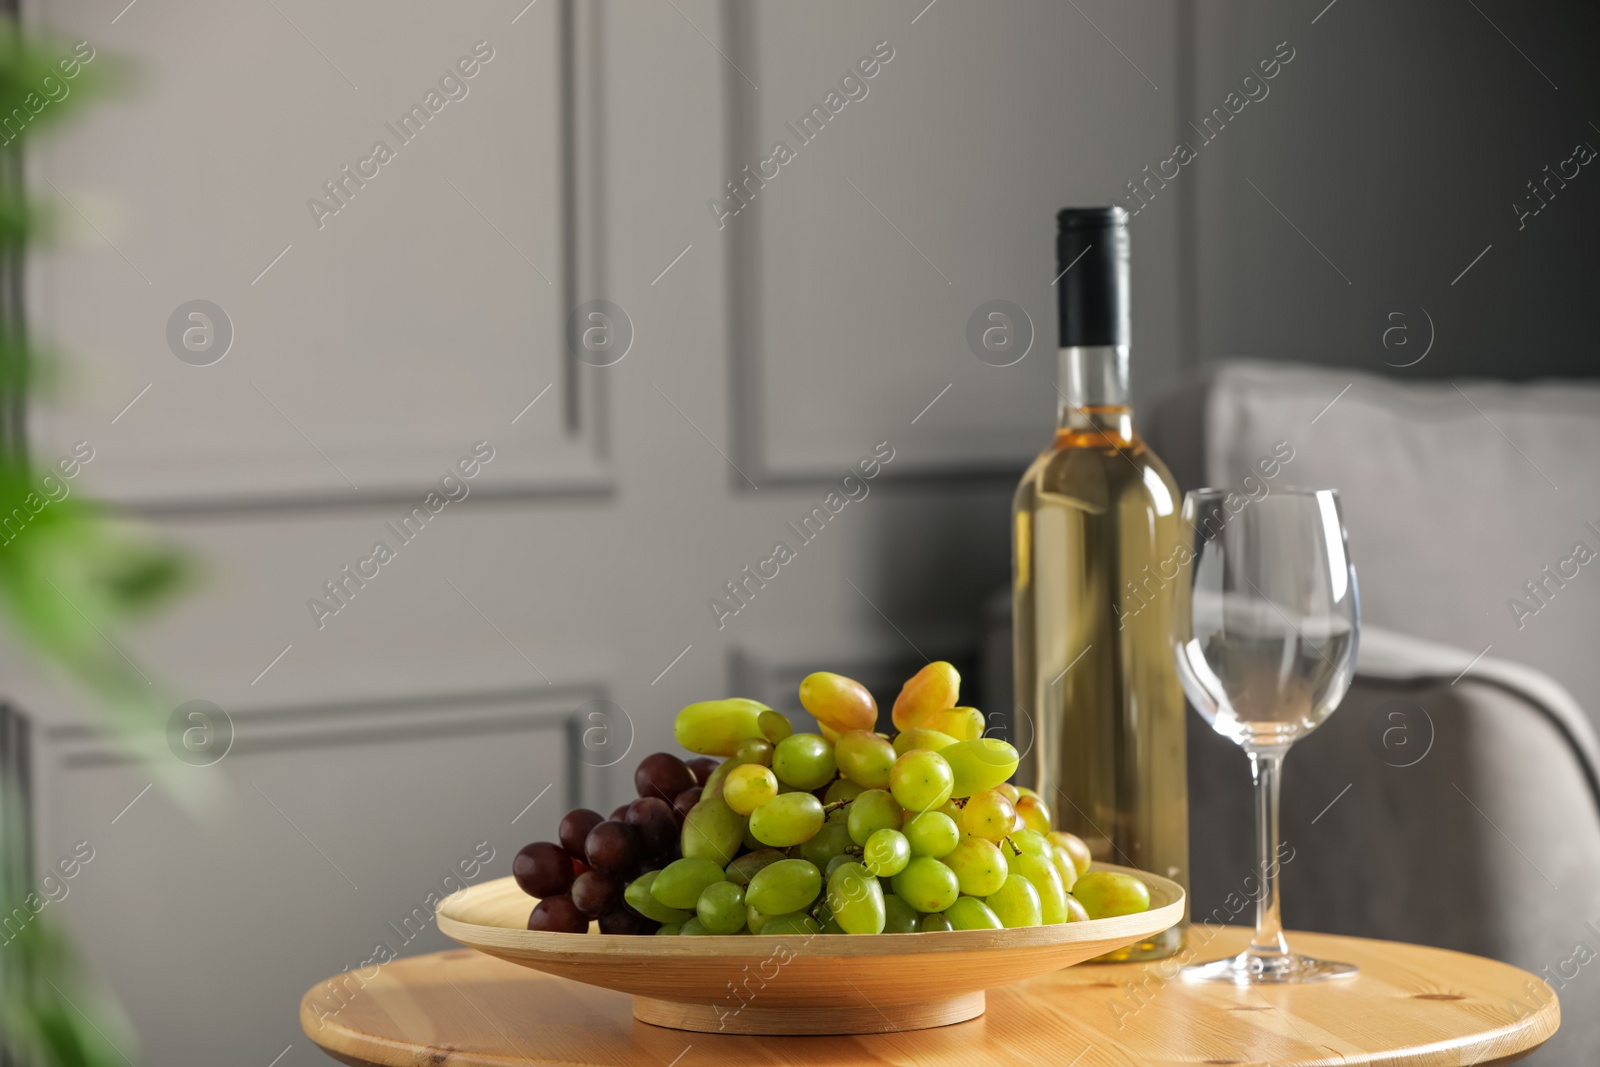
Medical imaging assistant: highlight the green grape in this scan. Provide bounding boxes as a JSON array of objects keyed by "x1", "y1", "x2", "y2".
[
  {"x1": 940, "y1": 738, "x2": 1020, "y2": 796},
  {"x1": 748, "y1": 792, "x2": 825, "y2": 847},
  {"x1": 675, "y1": 698, "x2": 771, "y2": 756},
  {"x1": 759, "y1": 709, "x2": 793, "y2": 743},
  {"x1": 945, "y1": 838, "x2": 1008, "y2": 897},
  {"x1": 892, "y1": 728, "x2": 959, "y2": 756},
  {"x1": 1048, "y1": 831, "x2": 1093, "y2": 877},
  {"x1": 1064, "y1": 895, "x2": 1090, "y2": 922},
  {"x1": 763, "y1": 913, "x2": 823, "y2": 936},
  {"x1": 625, "y1": 872, "x2": 694, "y2": 923},
  {"x1": 889, "y1": 750, "x2": 954, "y2": 813},
  {"x1": 798, "y1": 672, "x2": 878, "y2": 734},
  {"x1": 824, "y1": 854, "x2": 854, "y2": 878},
  {"x1": 655, "y1": 922, "x2": 684, "y2": 936},
  {"x1": 1010, "y1": 829, "x2": 1051, "y2": 857},
  {"x1": 892, "y1": 661, "x2": 960, "y2": 731},
  {"x1": 1014, "y1": 794, "x2": 1051, "y2": 834},
  {"x1": 1049, "y1": 845, "x2": 1079, "y2": 893},
  {"x1": 919, "y1": 706, "x2": 985, "y2": 742},
  {"x1": 834, "y1": 730, "x2": 896, "y2": 788},
  {"x1": 745, "y1": 858, "x2": 823, "y2": 915},
  {"x1": 883, "y1": 894, "x2": 919, "y2": 933},
  {"x1": 827, "y1": 860, "x2": 887, "y2": 934},
  {"x1": 681, "y1": 795, "x2": 746, "y2": 865},
  {"x1": 961, "y1": 789, "x2": 1017, "y2": 841},
  {"x1": 937, "y1": 798, "x2": 963, "y2": 821},
  {"x1": 680, "y1": 917, "x2": 712, "y2": 935},
  {"x1": 904, "y1": 812, "x2": 960, "y2": 858},
  {"x1": 945, "y1": 896, "x2": 1003, "y2": 930},
  {"x1": 741, "y1": 821, "x2": 764, "y2": 851},
  {"x1": 822, "y1": 917, "x2": 845, "y2": 934},
  {"x1": 696, "y1": 880, "x2": 747, "y2": 934},
  {"x1": 702, "y1": 759, "x2": 733, "y2": 798},
  {"x1": 725, "y1": 848, "x2": 786, "y2": 886},
  {"x1": 798, "y1": 821, "x2": 854, "y2": 869},
  {"x1": 862, "y1": 829, "x2": 911, "y2": 878},
  {"x1": 723, "y1": 763, "x2": 779, "y2": 815},
  {"x1": 846, "y1": 788, "x2": 904, "y2": 845},
  {"x1": 823, "y1": 778, "x2": 867, "y2": 806},
  {"x1": 890, "y1": 857, "x2": 960, "y2": 913},
  {"x1": 703, "y1": 742, "x2": 779, "y2": 800},
  {"x1": 733, "y1": 738, "x2": 774, "y2": 766},
  {"x1": 746, "y1": 904, "x2": 774, "y2": 934},
  {"x1": 1012, "y1": 852, "x2": 1068, "y2": 924},
  {"x1": 771, "y1": 733, "x2": 837, "y2": 790},
  {"x1": 918, "y1": 912, "x2": 955, "y2": 932},
  {"x1": 1071, "y1": 871, "x2": 1151, "y2": 919},
  {"x1": 985, "y1": 873, "x2": 1043, "y2": 928},
  {"x1": 651, "y1": 857, "x2": 727, "y2": 910}
]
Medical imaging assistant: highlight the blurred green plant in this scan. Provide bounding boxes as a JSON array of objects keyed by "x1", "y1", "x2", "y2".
[{"x1": 0, "y1": 23, "x2": 190, "y2": 1067}]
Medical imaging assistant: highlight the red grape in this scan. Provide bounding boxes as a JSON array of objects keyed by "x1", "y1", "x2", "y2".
[
  {"x1": 625, "y1": 797, "x2": 677, "y2": 860},
  {"x1": 570, "y1": 871, "x2": 622, "y2": 917},
  {"x1": 686, "y1": 756, "x2": 718, "y2": 786},
  {"x1": 609, "y1": 803, "x2": 631, "y2": 822},
  {"x1": 584, "y1": 820, "x2": 639, "y2": 875},
  {"x1": 635, "y1": 752, "x2": 697, "y2": 803},
  {"x1": 673, "y1": 787, "x2": 702, "y2": 820},
  {"x1": 598, "y1": 906, "x2": 657, "y2": 936},
  {"x1": 528, "y1": 895, "x2": 588, "y2": 933},
  {"x1": 512, "y1": 842, "x2": 574, "y2": 898},
  {"x1": 558, "y1": 808, "x2": 604, "y2": 858}
]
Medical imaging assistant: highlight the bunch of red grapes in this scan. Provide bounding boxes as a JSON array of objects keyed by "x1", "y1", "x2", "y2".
[{"x1": 512, "y1": 751, "x2": 716, "y2": 934}]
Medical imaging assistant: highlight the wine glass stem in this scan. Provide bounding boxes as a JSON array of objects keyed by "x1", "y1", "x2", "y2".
[{"x1": 1247, "y1": 746, "x2": 1290, "y2": 962}]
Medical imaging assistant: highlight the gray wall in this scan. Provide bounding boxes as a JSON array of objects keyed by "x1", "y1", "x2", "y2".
[{"x1": 1186, "y1": 0, "x2": 1600, "y2": 386}]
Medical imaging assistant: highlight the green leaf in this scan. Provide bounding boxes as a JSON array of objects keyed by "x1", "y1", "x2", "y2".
[{"x1": 0, "y1": 28, "x2": 115, "y2": 144}]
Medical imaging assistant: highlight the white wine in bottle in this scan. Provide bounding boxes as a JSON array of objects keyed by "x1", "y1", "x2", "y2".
[{"x1": 1012, "y1": 207, "x2": 1188, "y2": 961}]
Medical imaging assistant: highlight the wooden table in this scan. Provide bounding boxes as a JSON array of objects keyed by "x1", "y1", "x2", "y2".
[{"x1": 301, "y1": 929, "x2": 1559, "y2": 1066}]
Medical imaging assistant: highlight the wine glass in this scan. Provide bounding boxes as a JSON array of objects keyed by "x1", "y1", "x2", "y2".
[{"x1": 1173, "y1": 487, "x2": 1359, "y2": 983}]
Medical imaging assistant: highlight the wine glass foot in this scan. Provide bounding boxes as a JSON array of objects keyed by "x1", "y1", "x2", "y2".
[{"x1": 1182, "y1": 951, "x2": 1358, "y2": 984}]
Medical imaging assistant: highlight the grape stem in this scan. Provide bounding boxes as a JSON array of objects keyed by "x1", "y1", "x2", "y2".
[{"x1": 821, "y1": 799, "x2": 854, "y2": 815}]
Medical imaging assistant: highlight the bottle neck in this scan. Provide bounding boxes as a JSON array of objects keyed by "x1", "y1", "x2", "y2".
[{"x1": 1057, "y1": 345, "x2": 1133, "y2": 441}]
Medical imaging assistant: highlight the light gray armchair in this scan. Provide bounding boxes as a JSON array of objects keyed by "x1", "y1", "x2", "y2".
[{"x1": 1152, "y1": 362, "x2": 1600, "y2": 1064}]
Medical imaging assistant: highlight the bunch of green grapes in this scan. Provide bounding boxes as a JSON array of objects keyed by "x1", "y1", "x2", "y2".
[{"x1": 623, "y1": 662, "x2": 1152, "y2": 936}]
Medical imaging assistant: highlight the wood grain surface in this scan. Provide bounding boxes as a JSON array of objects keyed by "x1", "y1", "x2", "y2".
[{"x1": 300, "y1": 929, "x2": 1560, "y2": 1066}]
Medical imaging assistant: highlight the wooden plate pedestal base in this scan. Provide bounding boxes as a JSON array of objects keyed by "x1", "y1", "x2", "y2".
[{"x1": 631, "y1": 990, "x2": 986, "y2": 1035}]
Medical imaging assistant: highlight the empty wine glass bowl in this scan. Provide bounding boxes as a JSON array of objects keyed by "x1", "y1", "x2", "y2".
[
  {"x1": 1178, "y1": 591, "x2": 1356, "y2": 748},
  {"x1": 1173, "y1": 487, "x2": 1359, "y2": 984}
]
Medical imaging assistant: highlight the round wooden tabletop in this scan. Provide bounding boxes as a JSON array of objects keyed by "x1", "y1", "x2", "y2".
[{"x1": 300, "y1": 929, "x2": 1559, "y2": 1067}]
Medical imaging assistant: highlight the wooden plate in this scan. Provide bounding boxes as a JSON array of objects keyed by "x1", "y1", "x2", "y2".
[{"x1": 436, "y1": 864, "x2": 1184, "y2": 1035}]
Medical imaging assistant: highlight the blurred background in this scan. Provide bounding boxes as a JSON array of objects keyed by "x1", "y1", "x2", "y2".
[{"x1": 4, "y1": 0, "x2": 1599, "y2": 1063}]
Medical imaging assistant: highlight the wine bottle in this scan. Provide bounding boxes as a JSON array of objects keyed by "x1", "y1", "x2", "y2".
[{"x1": 1012, "y1": 206, "x2": 1188, "y2": 961}]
